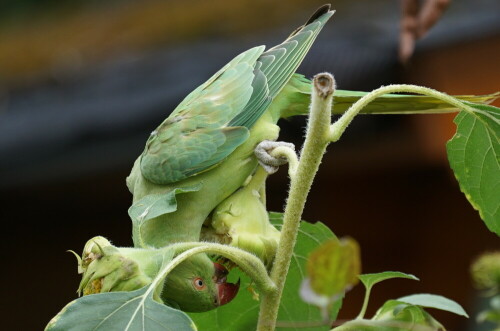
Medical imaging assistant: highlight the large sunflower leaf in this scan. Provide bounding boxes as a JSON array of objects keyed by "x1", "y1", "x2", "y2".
[{"x1": 45, "y1": 287, "x2": 196, "y2": 331}]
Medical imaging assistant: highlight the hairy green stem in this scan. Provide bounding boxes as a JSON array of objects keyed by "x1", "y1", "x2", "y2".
[
  {"x1": 119, "y1": 242, "x2": 276, "y2": 293},
  {"x1": 167, "y1": 242, "x2": 277, "y2": 294},
  {"x1": 256, "y1": 73, "x2": 336, "y2": 331},
  {"x1": 329, "y1": 84, "x2": 479, "y2": 142},
  {"x1": 152, "y1": 247, "x2": 207, "y2": 289},
  {"x1": 255, "y1": 82, "x2": 473, "y2": 330}
]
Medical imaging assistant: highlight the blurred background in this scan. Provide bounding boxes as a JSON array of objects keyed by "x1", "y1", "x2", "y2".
[{"x1": 1, "y1": 0, "x2": 499, "y2": 329}]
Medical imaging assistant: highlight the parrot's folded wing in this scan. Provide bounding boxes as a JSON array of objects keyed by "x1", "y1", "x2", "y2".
[
  {"x1": 140, "y1": 8, "x2": 334, "y2": 185},
  {"x1": 139, "y1": 47, "x2": 262, "y2": 185}
]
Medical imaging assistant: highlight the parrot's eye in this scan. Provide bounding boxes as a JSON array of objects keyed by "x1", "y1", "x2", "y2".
[{"x1": 193, "y1": 277, "x2": 206, "y2": 290}]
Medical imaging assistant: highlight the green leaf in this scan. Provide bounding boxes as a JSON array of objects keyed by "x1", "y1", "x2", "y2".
[
  {"x1": 446, "y1": 103, "x2": 500, "y2": 235},
  {"x1": 45, "y1": 287, "x2": 196, "y2": 331},
  {"x1": 129, "y1": 184, "x2": 202, "y2": 246},
  {"x1": 358, "y1": 272, "x2": 419, "y2": 290},
  {"x1": 396, "y1": 294, "x2": 468, "y2": 317},
  {"x1": 356, "y1": 272, "x2": 418, "y2": 319},
  {"x1": 189, "y1": 212, "x2": 339, "y2": 331}
]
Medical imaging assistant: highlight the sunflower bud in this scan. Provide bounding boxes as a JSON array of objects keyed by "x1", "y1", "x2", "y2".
[{"x1": 76, "y1": 237, "x2": 153, "y2": 296}]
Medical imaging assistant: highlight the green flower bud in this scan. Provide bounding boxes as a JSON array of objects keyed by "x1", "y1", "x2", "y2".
[
  {"x1": 81, "y1": 236, "x2": 113, "y2": 271},
  {"x1": 471, "y1": 251, "x2": 500, "y2": 293},
  {"x1": 76, "y1": 237, "x2": 153, "y2": 296}
]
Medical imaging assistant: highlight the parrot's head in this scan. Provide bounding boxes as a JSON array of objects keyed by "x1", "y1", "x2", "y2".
[{"x1": 161, "y1": 253, "x2": 239, "y2": 312}]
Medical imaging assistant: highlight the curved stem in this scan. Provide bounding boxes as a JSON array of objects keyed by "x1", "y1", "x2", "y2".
[
  {"x1": 166, "y1": 242, "x2": 277, "y2": 294},
  {"x1": 256, "y1": 73, "x2": 336, "y2": 331},
  {"x1": 329, "y1": 84, "x2": 478, "y2": 142},
  {"x1": 151, "y1": 246, "x2": 208, "y2": 289},
  {"x1": 269, "y1": 146, "x2": 299, "y2": 179}
]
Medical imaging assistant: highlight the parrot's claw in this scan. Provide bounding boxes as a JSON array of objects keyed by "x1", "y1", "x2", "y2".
[{"x1": 254, "y1": 140, "x2": 296, "y2": 174}]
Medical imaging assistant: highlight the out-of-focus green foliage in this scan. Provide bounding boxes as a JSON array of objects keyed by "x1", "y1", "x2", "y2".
[
  {"x1": 472, "y1": 251, "x2": 500, "y2": 291},
  {"x1": 471, "y1": 252, "x2": 500, "y2": 328},
  {"x1": 307, "y1": 237, "x2": 360, "y2": 297}
]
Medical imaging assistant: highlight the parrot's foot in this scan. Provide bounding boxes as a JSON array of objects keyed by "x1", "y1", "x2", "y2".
[{"x1": 254, "y1": 140, "x2": 296, "y2": 174}]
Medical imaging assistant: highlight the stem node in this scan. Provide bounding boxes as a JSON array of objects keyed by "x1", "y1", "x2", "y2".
[{"x1": 313, "y1": 72, "x2": 336, "y2": 99}]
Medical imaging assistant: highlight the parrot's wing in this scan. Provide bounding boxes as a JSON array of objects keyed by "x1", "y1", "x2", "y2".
[
  {"x1": 139, "y1": 46, "x2": 264, "y2": 184},
  {"x1": 140, "y1": 6, "x2": 334, "y2": 185}
]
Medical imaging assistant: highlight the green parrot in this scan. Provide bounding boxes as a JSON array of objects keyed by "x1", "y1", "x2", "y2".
[
  {"x1": 126, "y1": 5, "x2": 336, "y2": 312},
  {"x1": 126, "y1": 4, "x2": 498, "y2": 311}
]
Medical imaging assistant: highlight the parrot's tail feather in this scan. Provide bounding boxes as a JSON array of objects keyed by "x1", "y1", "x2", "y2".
[
  {"x1": 305, "y1": 4, "x2": 332, "y2": 26},
  {"x1": 288, "y1": 4, "x2": 332, "y2": 38}
]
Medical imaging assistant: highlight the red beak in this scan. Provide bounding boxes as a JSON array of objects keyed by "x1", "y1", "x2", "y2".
[{"x1": 213, "y1": 262, "x2": 240, "y2": 306}]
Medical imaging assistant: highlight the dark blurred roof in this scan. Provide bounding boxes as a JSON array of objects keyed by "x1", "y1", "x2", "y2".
[{"x1": 0, "y1": 0, "x2": 499, "y2": 188}]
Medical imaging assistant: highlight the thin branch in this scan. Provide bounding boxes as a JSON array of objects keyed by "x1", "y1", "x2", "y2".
[{"x1": 329, "y1": 84, "x2": 478, "y2": 143}]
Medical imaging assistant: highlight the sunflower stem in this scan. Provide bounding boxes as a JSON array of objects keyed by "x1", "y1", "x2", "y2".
[{"x1": 256, "y1": 73, "x2": 336, "y2": 331}]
